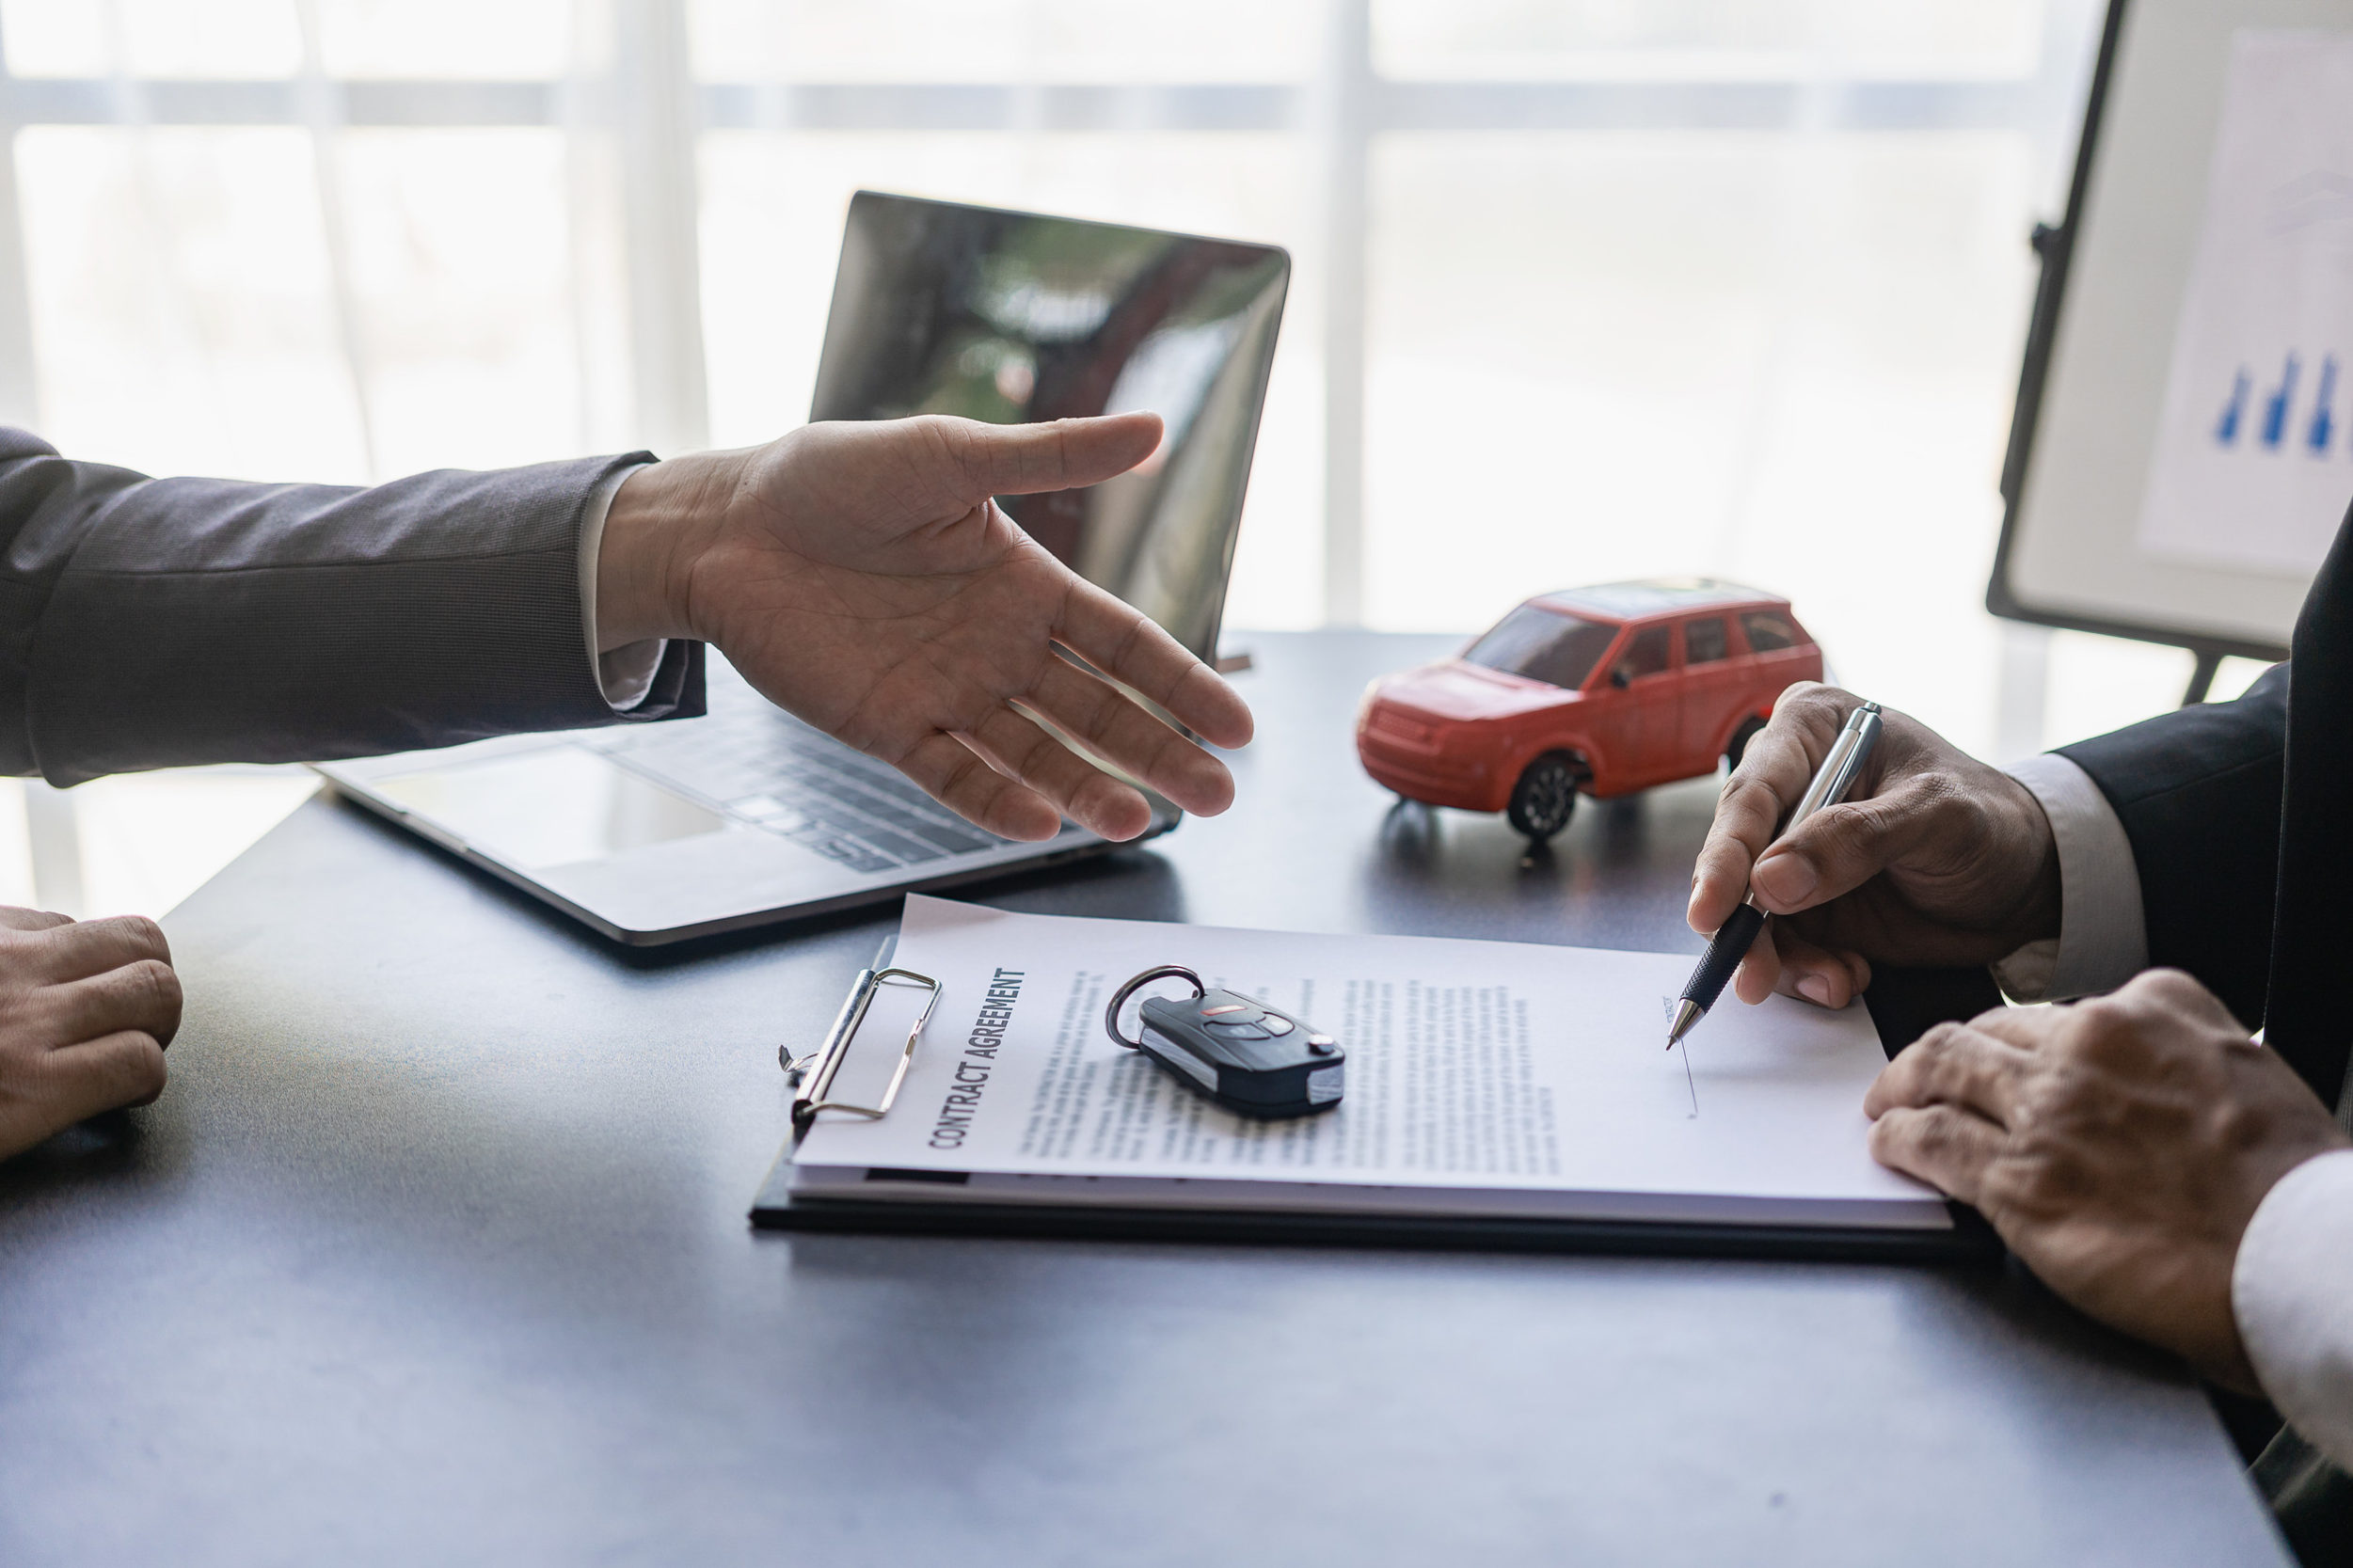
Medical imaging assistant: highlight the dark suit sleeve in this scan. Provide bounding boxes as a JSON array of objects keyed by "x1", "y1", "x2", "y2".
[
  {"x1": 0, "y1": 426, "x2": 705, "y2": 785},
  {"x1": 2057, "y1": 664, "x2": 2286, "y2": 1028}
]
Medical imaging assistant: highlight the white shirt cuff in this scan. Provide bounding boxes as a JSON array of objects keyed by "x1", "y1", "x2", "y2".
[
  {"x1": 1990, "y1": 752, "x2": 2149, "y2": 1002},
  {"x1": 2234, "y1": 1148, "x2": 2353, "y2": 1471},
  {"x1": 577, "y1": 461, "x2": 665, "y2": 712}
]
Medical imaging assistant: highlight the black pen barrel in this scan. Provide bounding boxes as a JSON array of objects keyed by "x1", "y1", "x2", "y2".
[{"x1": 1681, "y1": 903, "x2": 1768, "y2": 1013}]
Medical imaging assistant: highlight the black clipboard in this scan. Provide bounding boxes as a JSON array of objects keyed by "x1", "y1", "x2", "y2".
[{"x1": 749, "y1": 955, "x2": 2006, "y2": 1265}]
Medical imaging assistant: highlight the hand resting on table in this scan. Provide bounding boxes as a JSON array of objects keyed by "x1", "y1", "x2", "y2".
[
  {"x1": 0, "y1": 909, "x2": 178, "y2": 1160},
  {"x1": 1868, "y1": 971, "x2": 2347, "y2": 1387}
]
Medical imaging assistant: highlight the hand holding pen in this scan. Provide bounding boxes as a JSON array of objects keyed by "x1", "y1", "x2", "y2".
[
  {"x1": 1679, "y1": 685, "x2": 2066, "y2": 1032},
  {"x1": 1670, "y1": 702, "x2": 1882, "y2": 1045}
]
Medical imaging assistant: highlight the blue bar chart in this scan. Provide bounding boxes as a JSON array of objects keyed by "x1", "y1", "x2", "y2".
[{"x1": 2212, "y1": 351, "x2": 2343, "y2": 454}]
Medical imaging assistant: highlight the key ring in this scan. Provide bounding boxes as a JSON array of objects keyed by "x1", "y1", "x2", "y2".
[{"x1": 1105, "y1": 964, "x2": 1205, "y2": 1050}]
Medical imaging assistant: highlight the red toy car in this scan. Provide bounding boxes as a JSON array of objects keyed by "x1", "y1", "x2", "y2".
[{"x1": 1356, "y1": 579, "x2": 1823, "y2": 840}]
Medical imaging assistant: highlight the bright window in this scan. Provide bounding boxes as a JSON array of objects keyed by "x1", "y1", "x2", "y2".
[{"x1": 0, "y1": 0, "x2": 2181, "y2": 920}]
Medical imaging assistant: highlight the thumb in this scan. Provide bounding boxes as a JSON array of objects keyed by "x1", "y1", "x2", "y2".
[
  {"x1": 944, "y1": 412, "x2": 1163, "y2": 497},
  {"x1": 1751, "y1": 780, "x2": 1955, "y2": 915}
]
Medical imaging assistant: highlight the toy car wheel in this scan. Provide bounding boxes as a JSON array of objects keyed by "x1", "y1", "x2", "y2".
[
  {"x1": 1725, "y1": 717, "x2": 1766, "y2": 771},
  {"x1": 1505, "y1": 753, "x2": 1581, "y2": 840}
]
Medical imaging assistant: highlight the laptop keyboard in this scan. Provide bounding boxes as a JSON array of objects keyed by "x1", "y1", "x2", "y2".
[{"x1": 593, "y1": 695, "x2": 1031, "y2": 876}]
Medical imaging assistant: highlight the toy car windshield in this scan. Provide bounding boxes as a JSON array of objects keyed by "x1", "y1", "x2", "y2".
[{"x1": 1461, "y1": 605, "x2": 1620, "y2": 691}]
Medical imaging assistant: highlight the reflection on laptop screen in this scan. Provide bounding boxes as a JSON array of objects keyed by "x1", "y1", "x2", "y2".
[{"x1": 810, "y1": 191, "x2": 1291, "y2": 662}]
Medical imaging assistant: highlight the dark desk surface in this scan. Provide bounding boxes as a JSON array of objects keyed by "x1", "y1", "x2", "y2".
[{"x1": 0, "y1": 632, "x2": 2286, "y2": 1566}]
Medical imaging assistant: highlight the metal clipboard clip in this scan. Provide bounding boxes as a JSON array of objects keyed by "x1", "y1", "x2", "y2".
[{"x1": 782, "y1": 965, "x2": 943, "y2": 1134}]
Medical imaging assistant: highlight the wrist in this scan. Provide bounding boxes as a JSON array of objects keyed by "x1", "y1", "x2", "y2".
[{"x1": 596, "y1": 451, "x2": 746, "y2": 648}]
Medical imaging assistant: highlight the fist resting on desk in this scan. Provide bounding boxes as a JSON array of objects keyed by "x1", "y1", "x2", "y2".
[
  {"x1": 1691, "y1": 682, "x2": 2350, "y2": 1386},
  {"x1": 0, "y1": 910, "x2": 177, "y2": 1160}
]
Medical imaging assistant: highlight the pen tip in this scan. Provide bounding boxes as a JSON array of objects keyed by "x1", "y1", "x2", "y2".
[{"x1": 1666, "y1": 999, "x2": 1703, "y2": 1049}]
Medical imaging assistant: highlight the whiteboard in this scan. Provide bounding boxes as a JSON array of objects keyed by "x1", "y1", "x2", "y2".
[{"x1": 1993, "y1": 0, "x2": 2353, "y2": 657}]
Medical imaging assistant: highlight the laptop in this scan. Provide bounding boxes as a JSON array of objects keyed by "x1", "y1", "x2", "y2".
[{"x1": 318, "y1": 192, "x2": 1289, "y2": 944}]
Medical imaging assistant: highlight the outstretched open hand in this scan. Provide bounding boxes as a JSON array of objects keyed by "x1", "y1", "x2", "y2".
[{"x1": 599, "y1": 412, "x2": 1253, "y2": 843}]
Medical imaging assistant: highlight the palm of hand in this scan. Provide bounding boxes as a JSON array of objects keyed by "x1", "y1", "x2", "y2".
[
  {"x1": 704, "y1": 495, "x2": 1069, "y2": 752},
  {"x1": 673, "y1": 416, "x2": 1250, "y2": 844}
]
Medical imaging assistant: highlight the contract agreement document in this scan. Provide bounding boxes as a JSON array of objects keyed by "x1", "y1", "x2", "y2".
[{"x1": 766, "y1": 896, "x2": 1951, "y2": 1240}]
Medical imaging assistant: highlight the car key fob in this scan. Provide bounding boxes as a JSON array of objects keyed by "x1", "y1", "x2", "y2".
[{"x1": 1105, "y1": 966, "x2": 1344, "y2": 1118}]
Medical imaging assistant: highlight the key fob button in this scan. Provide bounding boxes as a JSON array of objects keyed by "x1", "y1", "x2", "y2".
[
  {"x1": 1258, "y1": 1015, "x2": 1295, "y2": 1036},
  {"x1": 1205, "y1": 1021, "x2": 1270, "y2": 1039}
]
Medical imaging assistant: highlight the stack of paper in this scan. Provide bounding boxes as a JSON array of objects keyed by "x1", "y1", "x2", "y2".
[{"x1": 775, "y1": 896, "x2": 1948, "y2": 1235}]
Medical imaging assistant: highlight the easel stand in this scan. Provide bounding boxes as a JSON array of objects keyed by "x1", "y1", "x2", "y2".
[{"x1": 2184, "y1": 646, "x2": 2226, "y2": 706}]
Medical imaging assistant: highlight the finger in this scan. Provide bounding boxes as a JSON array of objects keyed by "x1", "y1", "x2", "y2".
[
  {"x1": 36, "y1": 1030, "x2": 168, "y2": 1122},
  {"x1": 1689, "y1": 685, "x2": 1857, "y2": 932},
  {"x1": 1767, "y1": 926, "x2": 1871, "y2": 1009},
  {"x1": 1025, "y1": 654, "x2": 1236, "y2": 817},
  {"x1": 1730, "y1": 920, "x2": 1783, "y2": 1006},
  {"x1": 1748, "y1": 771, "x2": 1972, "y2": 917},
  {"x1": 1865, "y1": 1021, "x2": 2031, "y2": 1125},
  {"x1": 1052, "y1": 576, "x2": 1254, "y2": 750},
  {"x1": 948, "y1": 413, "x2": 1166, "y2": 498},
  {"x1": 40, "y1": 958, "x2": 183, "y2": 1050},
  {"x1": 962, "y1": 704, "x2": 1156, "y2": 843},
  {"x1": 30, "y1": 914, "x2": 169, "y2": 985},
  {"x1": 0, "y1": 907, "x2": 72, "y2": 932},
  {"x1": 889, "y1": 731, "x2": 1064, "y2": 842},
  {"x1": 1866, "y1": 1103, "x2": 2003, "y2": 1205}
]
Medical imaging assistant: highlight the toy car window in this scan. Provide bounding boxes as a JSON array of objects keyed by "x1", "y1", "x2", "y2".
[
  {"x1": 1463, "y1": 606, "x2": 1622, "y2": 690},
  {"x1": 1684, "y1": 618, "x2": 1728, "y2": 665},
  {"x1": 1741, "y1": 610, "x2": 1799, "y2": 652},
  {"x1": 1618, "y1": 625, "x2": 1671, "y2": 679}
]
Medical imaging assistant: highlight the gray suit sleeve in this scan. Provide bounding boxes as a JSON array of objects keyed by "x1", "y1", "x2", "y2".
[{"x1": 0, "y1": 427, "x2": 705, "y2": 784}]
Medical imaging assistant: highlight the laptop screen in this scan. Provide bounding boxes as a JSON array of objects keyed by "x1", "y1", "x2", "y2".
[{"x1": 810, "y1": 191, "x2": 1291, "y2": 662}]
